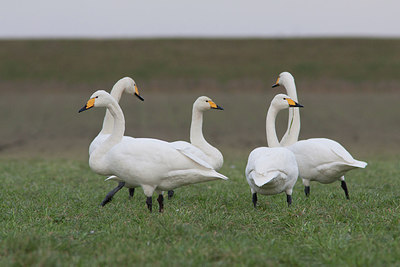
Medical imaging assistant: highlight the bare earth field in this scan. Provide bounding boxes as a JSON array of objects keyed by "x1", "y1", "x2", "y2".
[{"x1": 0, "y1": 39, "x2": 400, "y2": 265}]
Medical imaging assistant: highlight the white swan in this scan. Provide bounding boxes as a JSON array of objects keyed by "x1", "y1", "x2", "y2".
[
  {"x1": 271, "y1": 72, "x2": 367, "y2": 198},
  {"x1": 272, "y1": 72, "x2": 300, "y2": 146},
  {"x1": 86, "y1": 77, "x2": 144, "y2": 206},
  {"x1": 79, "y1": 90, "x2": 228, "y2": 212},
  {"x1": 246, "y1": 94, "x2": 302, "y2": 208},
  {"x1": 286, "y1": 138, "x2": 367, "y2": 198},
  {"x1": 171, "y1": 96, "x2": 224, "y2": 170}
]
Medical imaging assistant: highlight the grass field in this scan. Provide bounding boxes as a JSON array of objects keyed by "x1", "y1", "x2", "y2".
[{"x1": 1, "y1": 39, "x2": 399, "y2": 265}]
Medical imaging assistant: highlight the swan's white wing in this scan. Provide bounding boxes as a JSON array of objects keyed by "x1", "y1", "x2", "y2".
[
  {"x1": 251, "y1": 171, "x2": 284, "y2": 187},
  {"x1": 307, "y1": 138, "x2": 367, "y2": 168},
  {"x1": 170, "y1": 141, "x2": 213, "y2": 169}
]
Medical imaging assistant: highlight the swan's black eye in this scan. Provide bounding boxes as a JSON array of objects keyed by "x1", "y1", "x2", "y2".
[
  {"x1": 206, "y1": 100, "x2": 209, "y2": 102},
  {"x1": 95, "y1": 96, "x2": 99, "y2": 98},
  {"x1": 283, "y1": 98, "x2": 286, "y2": 100}
]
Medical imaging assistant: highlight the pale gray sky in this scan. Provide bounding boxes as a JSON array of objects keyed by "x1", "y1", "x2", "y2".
[{"x1": 1, "y1": 0, "x2": 399, "y2": 38}]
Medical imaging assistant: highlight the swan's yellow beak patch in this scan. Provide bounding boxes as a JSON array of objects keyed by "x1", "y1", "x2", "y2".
[
  {"x1": 86, "y1": 98, "x2": 95, "y2": 109},
  {"x1": 272, "y1": 77, "x2": 280, "y2": 88},
  {"x1": 78, "y1": 97, "x2": 95, "y2": 113},
  {"x1": 134, "y1": 84, "x2": 144, "y2": 101},
  {"x1": 286, "y1": 98, "x2": 296, "y2": 106},
  {"x1": 209, "y1": 100, "x2": 218, "y2": 109},
  {"x1": 286, "y1": 98, "x2": 304, "y2": 108},
  {"x1": 208, "y1": 100, "x2": 224, "y2": 110}
]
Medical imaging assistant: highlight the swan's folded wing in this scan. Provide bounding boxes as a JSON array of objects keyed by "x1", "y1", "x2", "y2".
[
  {"x1": 170, "y1": 141, "x2": 213, "y2": 169},
  {"x1": 251, "y1": 170, "x2": 284, "y2": 187}
]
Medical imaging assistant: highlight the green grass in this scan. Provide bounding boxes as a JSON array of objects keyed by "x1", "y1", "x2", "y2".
[{"x1": 1, "y1": 157, "x2": 399, "y2": 266}]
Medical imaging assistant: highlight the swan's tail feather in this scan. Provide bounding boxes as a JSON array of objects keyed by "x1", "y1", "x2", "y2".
[
  {"x1": 352, "y1": 160, "x2": 367, "y2": 168},
  {"x1": 252, "y1": 171, "x2": 282, "y2": 187}
]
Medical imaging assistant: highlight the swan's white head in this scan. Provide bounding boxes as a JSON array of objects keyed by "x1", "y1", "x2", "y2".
[
  {"x1": 116, "y1": 77, "x2": 144, "y2": 101},
  {"x1": 78, "y1": 90, "x2": 115, "y2": 113},
  {"x1": 194, "y1": 96, "x2": 224, "y2": 112},
  {"x1": 272, "y1": 72, "x2": 295, "y2": 88},
  {"x1": 270, "y1": 93, "x2": 303, "y2": 111}
]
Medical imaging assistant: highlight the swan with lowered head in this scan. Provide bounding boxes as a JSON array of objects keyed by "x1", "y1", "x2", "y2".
[
  {"x1": 79, "y1": 90, "x2": 228, "y2": 212},
  {"x1": 87, "y1": 77, "x2": 144, "y2": 207},
  {"x1": 271, "y1": 72, "x2": 367, "y2": 198},
  {"x1": 246, "y1": 94, "x2": 302, "y2": 208}
]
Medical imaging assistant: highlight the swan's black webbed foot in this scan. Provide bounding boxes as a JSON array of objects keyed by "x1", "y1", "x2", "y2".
[
  {"x1": 167, "y1": 190, "x2": 174, "y2": 199},
  {"x1": 129, "y1": 188, "x2": 135, "y2": 199},
  {"x1": 157, "y1": 194, "x2": 164, "y2": 213},
  {"x1": 146, "y1": 196, "x2": 152, "y2": 212},
  {"x1": 341, "y1": 181, "x2": 350, "y2": 200},
  {"x1": 252, "y1": 193, "x2": 257, "y2": 208},
  {"x1": 304, "y1": 186, "x2": 310, "y2": 197},
  {"x1": 286, "y1": 194, "x2": 292, "y2": 207},
  {"x1": 100, "y1": 182, "x2": 125, "y2": 207}
]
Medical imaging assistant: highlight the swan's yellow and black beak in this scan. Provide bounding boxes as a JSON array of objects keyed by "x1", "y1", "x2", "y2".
[
  {"x1": 272, "y1": 77, "x2": 280, "y2": 88},
  {"x1": 209, "y1": 100, "x2": 224, "y2": 110},
  {"x1": 78, "y1": 98, "x2": 95, "y2": 113},
  {"x1": 285, "y1": 98, "x2": 303, "y2": 108},
  {"x1": 134, "y1": 84, "x2": 144, "y2": 101}
]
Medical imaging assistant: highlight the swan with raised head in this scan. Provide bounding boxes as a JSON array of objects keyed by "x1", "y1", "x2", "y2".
[
  {"x1": 271, "y1": 72, "x2": 367, "y2": 198},
  {"x1": 246, "y1": 94, "x2": 302, "y2": 208},
  {"x1": 272, "y1": 72, "x2": 300, "y2": 146},
  {"x1": 87, "y1": 77, "x2": 144, "y2": 206},
  {"x1": 79, "y1": 90, "x2": 228, "y2": 212},
  {"x1": 169, "y1": 96, "x2": 224, "y2": 199}
]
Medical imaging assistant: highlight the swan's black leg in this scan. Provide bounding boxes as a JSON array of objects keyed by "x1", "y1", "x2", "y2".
[
  {"x1": 167, "y1": 190, "x2": 174, "y2": 199},
  {"x1": 341, "y1": 181, "x2": 350, "y2": 199},
  {"x1": 100, "y1": 182, "x2": 125, "y2": 206},
  {"x1": 129, "y1": 188, "x2": 135, "y2": 199},
  {"x1": 286, "y1": 194, "x2": 292, "y2": 207},
  {"x1": 304, "y1": 186, "x2": 310, "y2": 197},
  {"x1": 157, "y1": 194, "x2": 164, "y2": 213},
  {"x1": 146, "y1": 196, "x2": 152, "y2": 212},
  {"x1": 252, "y1": 193, "x2": 257, "y2": 208}
]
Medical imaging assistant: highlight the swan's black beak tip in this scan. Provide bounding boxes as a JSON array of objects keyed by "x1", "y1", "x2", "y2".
[
  {"x1": 216, "y1": 105, "x2": 224, "y2": 110},
  {"x1": 135, "y1": 93, "x2": 144, "y2": 101},
  {"x1": 272, "y1": 83, "x2": 280, "y2": 88}
]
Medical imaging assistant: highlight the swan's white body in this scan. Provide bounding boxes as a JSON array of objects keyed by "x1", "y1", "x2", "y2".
[
  {"x1": 246, "y1": 147, "x2": 298, "y2": 196},
  {"x1": 287, "y1": 138, "x2": 367, "y2": 185},
  {"x1": 170, "y1": 96, "x2": 224, "y2": 171},
  {"x1": 81, "y1": 91, "x2": 227, "y2": 206},
  {"x1": 272, "y1": 72, "x2": 367, "y2": 195},
  {"x1": 245, "y1": 94, "x2": 300, "y2": 205}
]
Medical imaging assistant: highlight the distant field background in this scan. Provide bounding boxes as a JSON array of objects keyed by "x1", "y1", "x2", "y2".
[{"x1": 0, "y1": 39, "x2": 399, "y2": 159}]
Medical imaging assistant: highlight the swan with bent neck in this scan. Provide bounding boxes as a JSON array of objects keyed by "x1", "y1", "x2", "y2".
[
  {"x1": 87, "y1": 77, "x2": 146, "y2": 207},
  {"x1": 79, "y1": 90, "x2": 228, "y2": 212},
  {"x1": 271, "y1": 73, "x2": 367, "y2": 198},
  {"x1": 171, "y1": 96, "x2": 224, "y2": 171},
  {"x1": 246, "y1": 94, "x2": 302, "y2": 208},
  {"x1": 272, "y1": 72, "x2": 300, "y2": 146}
]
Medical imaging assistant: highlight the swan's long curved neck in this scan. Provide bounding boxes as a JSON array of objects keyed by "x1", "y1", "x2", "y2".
[
  {"x1": 281, "y1": 79, "x2": 300, "y2": 146},
  {"x1": 90, "y1": 100, "x2": 125, "y2": 174},
  {"x1": 100, "y1": 82, "x2": 125, "y2": 135},
  {"x1": 266, "y1": 104, "x2": 281, "y2": 148},
  {"x1": 190, "y1": 107, "x2": 222, "y2": 169},
  {"x1": 190, "y1": 108, "x2": 209, "y2": 148}
]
